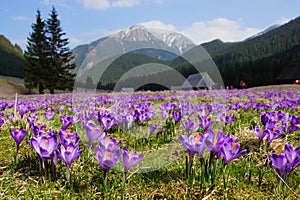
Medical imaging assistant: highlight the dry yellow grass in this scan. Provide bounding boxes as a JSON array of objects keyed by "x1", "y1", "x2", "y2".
[{"x1": 0, "y1": 76, "x2": 27, "y2": 96}]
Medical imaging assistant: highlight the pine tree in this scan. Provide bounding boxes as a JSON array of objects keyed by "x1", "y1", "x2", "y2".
[
  {"x1": 23, "y1": 10, "x2": 49, "y2": 94},
  {"x1": 46, "y1": 6, "x2": 75, "y2": 94}
]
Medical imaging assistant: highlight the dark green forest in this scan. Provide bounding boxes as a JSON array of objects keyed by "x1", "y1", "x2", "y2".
[{"x1": 0, "y1": 35, "x2": 24, "y2": 77}]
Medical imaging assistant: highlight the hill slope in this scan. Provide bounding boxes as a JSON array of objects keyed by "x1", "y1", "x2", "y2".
[
  {"x1": 0, "y1": 75, "x2": 27, "y2": 96},
  {"x1": 175, "y1": 17, "x2": 300, "y2": 87},
  {"x1": 0, "y1": 35, "x2": 24, "y2": 77}
]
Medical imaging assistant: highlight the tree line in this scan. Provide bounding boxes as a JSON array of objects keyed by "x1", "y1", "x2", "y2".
[{"x1": 24, "y1": 6, "x2": 75, "y2": 94}]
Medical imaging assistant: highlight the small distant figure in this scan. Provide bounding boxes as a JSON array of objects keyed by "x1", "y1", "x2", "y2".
[
  {"x1": 230, "y1": 85, "x2": 234, "y2": 90},
  {"x1": 240, "y1": 80, "x2": 247, "y2": 89}
]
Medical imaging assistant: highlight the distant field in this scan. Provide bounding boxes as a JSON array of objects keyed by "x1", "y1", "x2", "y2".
[
  {"x1": 0, "y1": 75, "x2": 27, "y2": 96},
  {"x1": 0, "y1": 74, "x2": 299, "y2": 96},
  {"x1": 248, "y1": 84, "x2": 300, "y2": 90}
]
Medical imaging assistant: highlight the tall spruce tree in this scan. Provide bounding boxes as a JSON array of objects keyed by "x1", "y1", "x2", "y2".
[
  {"x1": 23, "y1": 10, "x2": 49, "y2": 94},
  {"x1": 46, "y1": 6, "x2": 75, "y2": 94}
]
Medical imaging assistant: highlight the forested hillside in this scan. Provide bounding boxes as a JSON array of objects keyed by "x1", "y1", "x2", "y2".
[
  {"x1": 173, "y1": 17, "x2": 300, "y2": 87},
  {"x1": 0, "y1": 35, "x2": 24, "y2": 77}
]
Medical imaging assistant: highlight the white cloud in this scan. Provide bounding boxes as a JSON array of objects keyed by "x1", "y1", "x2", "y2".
[
  {"x1": 275, "y1": 17, "x2": 291, "y2": 25},
  {"x1": 112, "y1": 0, "x2": 140, "y2": 8},
  {"x1": 69, "y1": 37, "x2": 81, "y2": 47},
  {"x1": 80, "y1": 0, "x2": 163, "y2": 9},
  {"x1": 181, "y1": 18, "x2": 261, "y2": 44},
  {"x1": 139, "y1": 20, "x2": 176, "y2": 31},
  {"x1": 42, "y1": 0, "x2": 70, "y2": 8},
  {"x1": 82, "y1": 0, "x2": 110, "y2": 9},
  {"x1": 12, "y1": 16, "x2": 32, "y2": 21}
]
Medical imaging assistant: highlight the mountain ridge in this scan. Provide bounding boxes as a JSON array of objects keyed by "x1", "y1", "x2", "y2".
[{"x1": 72, "y1": 24, "x2": 196, "y2": 71}]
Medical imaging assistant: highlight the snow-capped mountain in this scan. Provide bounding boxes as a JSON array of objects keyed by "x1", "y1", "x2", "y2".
[
  {"x1": 72, "y1": 24, "x2": 196, "y2": 71},
  {"x1": 150, "y1": 30, "x2": 195, "y2": 54},
  {"x1": 245, "y1": 24, "x2": 280, "y2": 41}
]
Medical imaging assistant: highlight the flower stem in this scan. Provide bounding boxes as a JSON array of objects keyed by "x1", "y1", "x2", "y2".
[
  {"x1": 122, "y1": 171, "x2": 127, "y2": 190},
  {"x1": 42, "y1": 160, "x2": 48, "y2": 183},
  {"x1": 15, "y1": 145, "x2": 19, "y2": 164},
  {"x1": 66, "y1": 167, "x2": 71, "y2": 182},
  {"x1": 103, "y1": 171, "x2": 108, "y2": 192}
]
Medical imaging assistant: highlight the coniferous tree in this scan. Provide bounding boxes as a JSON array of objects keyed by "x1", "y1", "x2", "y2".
[
  {"x1": 46, "y1": 6, "x2": 75, "y2": 94},
  {"x1": 23, "y1": 10, "x2": 49, "y2": 94}
]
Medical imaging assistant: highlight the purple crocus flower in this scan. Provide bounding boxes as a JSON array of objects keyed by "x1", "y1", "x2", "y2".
[
  {"x1": 7, "y1": 113, "x2": 14, "y2": 121},
  {"x1": 204, "y1": 129, "x2": 225, "y2": 158},
  {"x1": 221, "y1": 140, "x2": 247, "y2": 166},
  {"x1": 29, "y1": 133, "x2": 58, "y2": 160},
  {"x1": 58, "y1": 105, "x2": 65, "y2": 112},
  {"x1": 269, "y1": 144, "x2": 300, "y2": 179},
  {"x1": 181, "y1": 119, "x2": 199, "y2": 135},
  {"x1": 134, "y1": 109, "x2": 153, "y2": 123},
  {"x1": 121, "y1": 147, "x2": 144, "y2": 172},
  {"x1": 27, "y1": 114, "x2": 37, "y2": 130},
  {"x1": 17, "y1": 104, "x2": 28, "y2": 118},
  {"x1": 277, "y1": 111, "x2": 290, "y2": 126},
  {"x1": 224, "y1": 115, "x2": 234, "y2": 126},
  {"x1": 0, "y1": 102, "x2": 8, "y2": 111},
  {"x1": 288, "y1": 115, "x2": 300, "y2": 133},
  {"x1": 172, "y1": 111, "x2": 182, "y2": 123},
  {"x1": 98, "y1": 111, "x2": 116, "y2": 131},
  {"x1": 95, "y1": 146, "x2": 120, "y2": 180},
  {"x1": 44, "y1": 109, "x2": 56, "y2": 120},
  {"x1": 60, "y1": 114, "x2": 74, "y2": 129},
  {"x1": 57, "y1": 143, "x2": 82, "y2": 168},
  {"x1": 269, "y1": 153, "x2": 287, "y2": 178},
  {"x1": 31, "y1": 124, "x2": 47, "y2": 137},
  {"x1": 180, "y1": 132, "x2": 206, "y2": 158},
  {"x1": 10, "y1": 128, "x2": 27, "y2": 146},
  {"x1": 198, "y1": 115, "x2": 213, "y2": 132},
  {"x1": 180, "y1": 132, "x2": 206, "y2": 176},
  {"x1": 99, "y1": 135, "x2": 121, "y2": 152},
  {"x1": 59, "y1": 128, "x2": 80, "y2": 148},
  {"x1": 160, "y1": 110, "x2": 169, "y2": 119},
  {"x1": 265, "y1": 127, "x2": 285, "y2": 144},
  {"x1": 252, "y1": 126, "x2": 267, "y2": 142},
  {"x1": 85, "y1": 121, "x2": 105, "y2": 147},
  {"x1": 284, "y1": 144, "x2": 300, "y2": 175},
  {"x1": 0, "y1": 117, "x2": 5, "y2": 127},
  {"x1": 148, "y1": 124, "x2": 157, "y2": 137},
  {"x1": 260, "y1": 113, "x2": 269, "y2": 126},
  {"x1": 10, "y1": 128, "x2": 26, "y2": 162}
]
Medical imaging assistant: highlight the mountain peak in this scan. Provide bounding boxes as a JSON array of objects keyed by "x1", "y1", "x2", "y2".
[
  {"x1": 245, "y1": 24, "x2": 280, "y2": 41},
  {"x1": 128, "y1": 24, "x2": 146, "y2": 31},
  {"x1": 73, "y1": 23, "x2": 196, "y2": 71},
  {"x1": 108, "y1": 23, "x2": 195, "y2": 54}
]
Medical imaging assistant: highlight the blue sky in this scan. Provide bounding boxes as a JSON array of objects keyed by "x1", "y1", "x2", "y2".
[{"x1": 1, "y1": 0, "x2": 299, "y2": 50}]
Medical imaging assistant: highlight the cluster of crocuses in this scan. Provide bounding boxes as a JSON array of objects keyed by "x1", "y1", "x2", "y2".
[
  {"x1": 269, "y1": 144, "x2": 300, "y2": 181},
  {"x1": 25, "y1": 113, "x2": 82, "y2": 180},
  {"x1": 159, "y1": 102, "x2": 183, "y2": 124},
  {"x1": 94, "y1": 134, "x2": 144, "y2": 182},
  {"x1": 180, "y1": 128, "x2": 247, "y2": 169},
  {"x1": 82, "y1": 110, "x2": 144, "y2": 182},
  {"x1": 252, "y1": 111, "x2": 300, "y2": 145}
]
